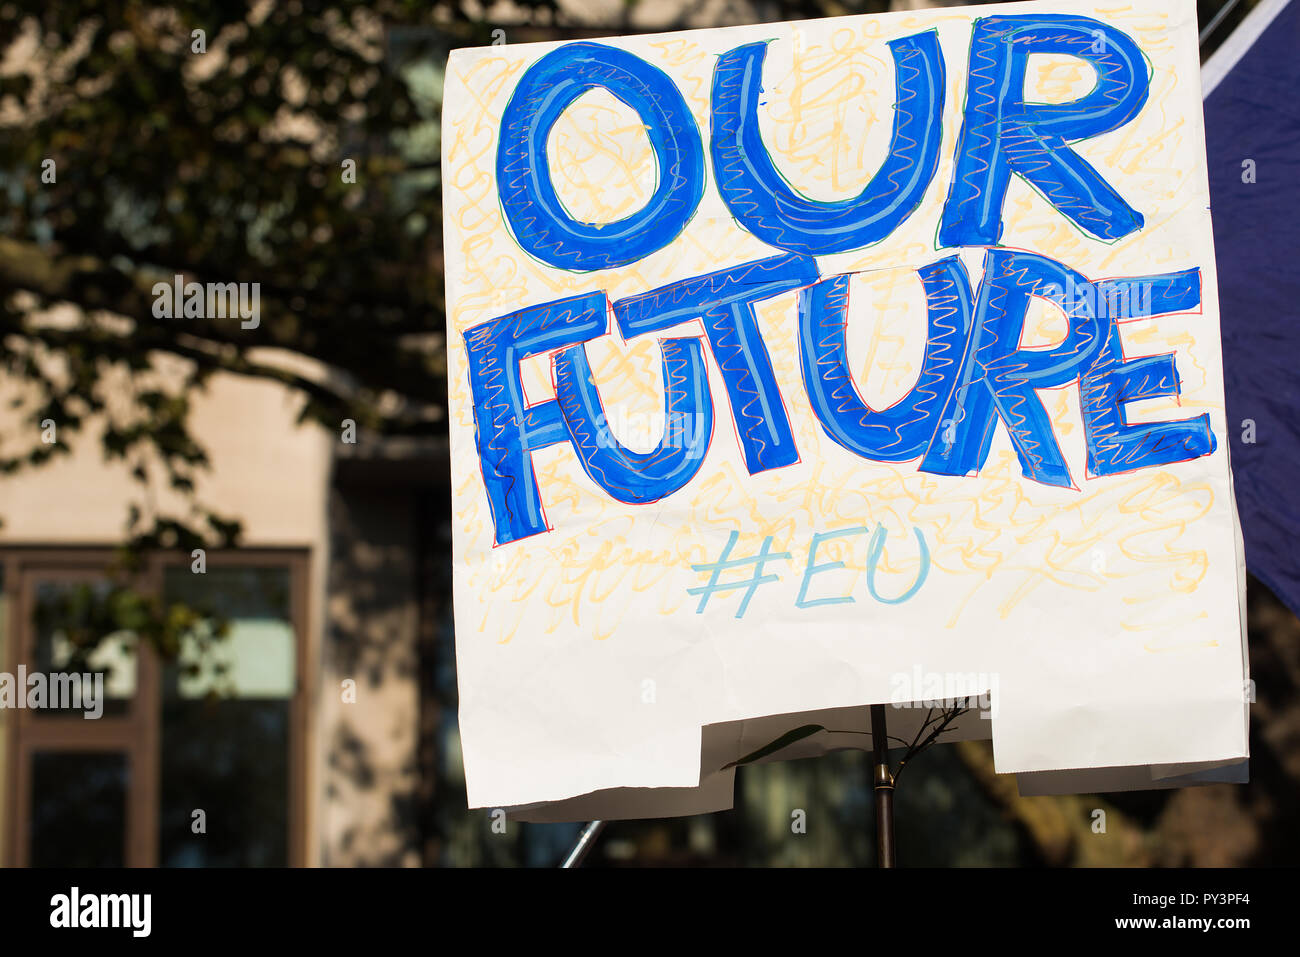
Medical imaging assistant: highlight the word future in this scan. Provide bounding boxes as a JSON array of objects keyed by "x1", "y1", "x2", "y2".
[{"x1": 465, "y1": 14, "x2": 1216, "y2": 546}]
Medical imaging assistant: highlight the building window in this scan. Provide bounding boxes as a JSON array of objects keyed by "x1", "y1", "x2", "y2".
[
  {"x1": 0, "y1": 550, "x2": 308, "y2": 867},
  {"x1": 159, "y1": 565, "x2": 296, "y2": 867},
  {"x1": 29, "y1": 751, "x2": 130, "y2": 867}
]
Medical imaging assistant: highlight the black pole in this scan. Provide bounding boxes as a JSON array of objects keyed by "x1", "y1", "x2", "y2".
[{"x1": 870, "y1": 704, "x2": 896, "y2": 867}]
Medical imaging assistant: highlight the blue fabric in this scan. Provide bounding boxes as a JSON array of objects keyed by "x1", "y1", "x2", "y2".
[{"x1": 1207, "y1": 0, "x2": 1300, "y2": 615}]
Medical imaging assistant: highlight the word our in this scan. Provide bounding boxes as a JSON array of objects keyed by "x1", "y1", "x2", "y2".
[{"x1": 496, "y1": 15, "x2": 1151, "y2": 268}]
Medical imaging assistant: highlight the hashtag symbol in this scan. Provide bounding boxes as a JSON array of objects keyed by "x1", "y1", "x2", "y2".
[{"x1": 688, "y1": 530, "x2": 792, "y2": 618}]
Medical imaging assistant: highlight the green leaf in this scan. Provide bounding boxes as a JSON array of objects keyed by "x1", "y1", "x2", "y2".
[{"x1": 723, "y1": 725, "x2": 825, "y2": 770}]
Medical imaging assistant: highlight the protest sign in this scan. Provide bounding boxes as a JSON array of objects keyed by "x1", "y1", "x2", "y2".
[{"x1": 442, "y1": 0, "x2": 1248, "y2": 816}]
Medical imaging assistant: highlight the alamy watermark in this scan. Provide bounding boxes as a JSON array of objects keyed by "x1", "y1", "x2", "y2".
[
  {"x1": 889, "y1": 665, "x2": 998, "y2": 718},
  {"x1": 588, "y1": 407, "x2": 709, "y2": 451},
  {"x1": 0, "y1": 666, "x2": 104, "y2": 719},
  {"x1": 152, "y1": 274, "x2": 260, "y2": 329},
  {"x1": 50, "y1": 887, "x2": 150, "y2": 937},
  {"x1": 1038, "y1": 276, "x2": 1155, "y2": 321}
]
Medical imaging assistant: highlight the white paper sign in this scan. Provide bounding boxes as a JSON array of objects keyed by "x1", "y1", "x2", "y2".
[{"x1": 442, "y1": 0, "x2": 1249, "y2": 817}]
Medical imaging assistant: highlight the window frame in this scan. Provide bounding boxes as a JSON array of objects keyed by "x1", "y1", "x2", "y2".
[{"x1": 0, "y1": 547, "x2": 311, "y2": 868}]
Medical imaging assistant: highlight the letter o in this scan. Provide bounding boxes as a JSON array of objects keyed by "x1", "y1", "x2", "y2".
[{"x1": 496, "y1": 42, "x2": 705, "y2": 271}]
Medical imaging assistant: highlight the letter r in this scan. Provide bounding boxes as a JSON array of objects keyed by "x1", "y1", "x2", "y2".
[{"x1": 939, "y1": 15, "x2": 1150, "y2": 246}]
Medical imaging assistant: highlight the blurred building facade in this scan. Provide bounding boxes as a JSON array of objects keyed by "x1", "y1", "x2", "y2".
[{"x1": 1, "y1": 0, "x2": 1293, "y2": 870}]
